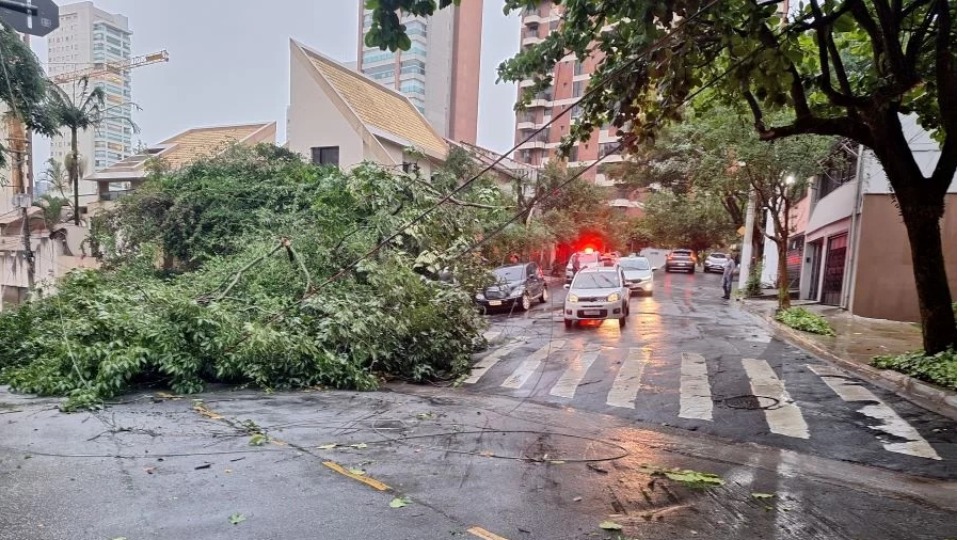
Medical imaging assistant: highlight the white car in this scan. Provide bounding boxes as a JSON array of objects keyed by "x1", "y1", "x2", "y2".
[
  {"x1": 619, "y1": 256, "x2": 654, "y2": 296},
  {"x1": 563, "y1": 266, "x2": 631, "y2": 328},
  {"x1": 704, "y1": 252, "x2": 729, "y2": 273},
  {"x1": 564, "y1": 251, "x2": 601, "y2": 283}
]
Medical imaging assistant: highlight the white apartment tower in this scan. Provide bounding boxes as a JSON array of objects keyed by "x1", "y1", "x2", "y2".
[{"x1": 46, "y1": 2, "x2": 133, "y2": 203}]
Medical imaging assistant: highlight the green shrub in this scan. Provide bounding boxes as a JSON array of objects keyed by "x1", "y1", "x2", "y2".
[
  {"x1": 872, "y1": 349, "x2": 957, "y2": 390},
  {"x1": 744, "y1": 261, "x2": 762, "y2": 298},
  {"x1": 774, "y1": 307, "x2": 836, "y2": 336}
]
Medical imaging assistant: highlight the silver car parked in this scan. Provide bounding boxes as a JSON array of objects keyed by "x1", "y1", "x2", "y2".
[
  {"x1": 563, "y1": 266, "x2": 631, "y2": 329},
  {"x1": 704, "y1": 252, "x2": 729, "y2": 273}
]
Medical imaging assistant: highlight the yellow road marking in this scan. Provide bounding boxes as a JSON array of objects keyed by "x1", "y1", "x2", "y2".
[
  {"x1": 322, "y1": 461, "x2": 391, "y2": 491},
  {"x1": 467, "y1": 526, "x2": 510, "y2": 540}
]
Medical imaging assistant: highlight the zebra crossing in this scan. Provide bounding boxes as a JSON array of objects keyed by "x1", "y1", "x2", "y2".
[{"x1": 464, "y1": 337, "x2": 943, "y2": 461}]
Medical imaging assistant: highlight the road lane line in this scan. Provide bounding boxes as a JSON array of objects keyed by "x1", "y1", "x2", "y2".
[
  {"x1": 463, "y1": 341, "x2": 524, "y2": 384},
  {"x1": 606, "y1": 347, "x2": 649, "y2": 409},
  {"x1": 807, "y1": 364, "x2": 941, "y2": 460},
  {"x1": 742, "y1": 358, "x2": 809, "y2": 439},
  {"x1": 322, "y1": 461, "x2": 391, "y2": 491},
  {"x1": 467, "y1": 526, "x2": 511, "y2": 540},
  {"x1": 501, "y1": 340, "x2": 566, "y2": 389},
  {"x1": 549, "y1": 347, "x2": 600, "y2": 398},
  {"x1": 679, "y1": 352, "x2": 713, "y2": 421}
]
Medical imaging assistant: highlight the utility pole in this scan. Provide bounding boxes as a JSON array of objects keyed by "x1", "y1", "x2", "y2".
[{"x1": 738, "y1": 188, "x2": 757, "y2": 291}]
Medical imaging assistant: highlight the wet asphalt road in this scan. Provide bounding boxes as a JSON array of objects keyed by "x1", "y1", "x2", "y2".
[
  {"x1": 468, "y1": 270, "x2": 956, "y2": 480},
  {"x1": 0, "y1": 270, "x2": 955, "y2": 540}
]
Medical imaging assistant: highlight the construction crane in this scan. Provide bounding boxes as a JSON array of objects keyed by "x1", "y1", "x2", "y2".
[{"x1": 49, "y1": 50, "x2": 169, "y2": 85}]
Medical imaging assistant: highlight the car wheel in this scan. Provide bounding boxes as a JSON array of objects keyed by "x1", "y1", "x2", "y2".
[
  {"x1": 564, "y1": 319, "x2": 573, "y2": 329},
  {"x1": 540, "y1": 287, "x2": 549, "y2": 304},
  {"x1": 688, "y1": 268, "x2": 695, "y2": 274},
  {"x1": 520, "y1": 293, "x2": 531, "y2": 311}
]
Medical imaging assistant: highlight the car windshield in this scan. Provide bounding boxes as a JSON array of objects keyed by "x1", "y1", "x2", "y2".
[
  {"x1": 710, "y1": 253, "x2": 727, "y2": 259},
  {"x1": 672, "y1": 251, "x2": 692, "y2": 257},
  {"x1": 572, "y1": 271, "x2": 620, "y2": 289},
  {"x1": 493, "y1": 266, "x2": 525, "y2": 282},
  {"x1": 619, "y1": 259, "x2": 650, "y2": 271}
]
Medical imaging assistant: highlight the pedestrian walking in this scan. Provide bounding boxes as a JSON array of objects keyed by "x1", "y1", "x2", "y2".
[
  {"x1": 509, "y1": 253, "x2": 520, "y2": 264},
  {"x1": 722, "y1": 256, "x2": 736, "y2": 300}
]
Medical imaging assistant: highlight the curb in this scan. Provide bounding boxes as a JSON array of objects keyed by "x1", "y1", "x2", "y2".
[{"x1": 747, "y1": 306, "x2": 957, "y2": 420}]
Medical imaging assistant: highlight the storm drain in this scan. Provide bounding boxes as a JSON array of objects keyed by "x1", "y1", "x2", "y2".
[{"x1": 722, "y1": 395, "x2": 780, "y2": 410}]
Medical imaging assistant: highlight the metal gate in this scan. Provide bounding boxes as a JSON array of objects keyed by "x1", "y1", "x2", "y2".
[
  {"x1": 821, "y1": 234, "x2": 847, "y2": 306},
  {"x1": 807, "y1": 240, "x2": 823, "y2": 301}
]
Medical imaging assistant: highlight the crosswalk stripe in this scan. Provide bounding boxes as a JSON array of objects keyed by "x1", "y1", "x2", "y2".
[
  {"x1": 464, "y1": 341, "x2": 524, "y2": 384},
  {"x1": 549, "y1": 347, "x2": 600, "y2": 398},
  {"x1": 807, "y1": 364, "x2": 941, "y2": 460},
  {"x1": 679, "y1": 352, "x2": 713, "y2": 421},
  {"x1": 501, "y1": 340, "x2": 566, "y2": 389},
  {"x1": 606, "y1": 347, "x2": 649, "y2": 409},
  {"x1": 742, "y1": 358, "x2": 809, "y2": 439}
]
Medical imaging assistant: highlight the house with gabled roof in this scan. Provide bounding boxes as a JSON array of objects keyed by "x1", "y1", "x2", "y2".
[
  {"x1": 287, "y1": 39, "x2": 448, "y2": 176},
  {"x1": 86, "y1": 122, "x2": 276, "y2": 205}
]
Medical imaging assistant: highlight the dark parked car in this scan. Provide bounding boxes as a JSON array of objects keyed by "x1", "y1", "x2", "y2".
[
  {"x1": 665, "y1": 249, "x2": 697, "y2": 273},
  {"x1": 475, "y1": 262, "x2": 549, "y2": 311}
]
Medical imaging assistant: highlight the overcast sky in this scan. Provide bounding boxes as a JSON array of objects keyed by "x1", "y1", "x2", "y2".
[{"x1": 31, "y1": 0, "x2": 520, "y2": 166}]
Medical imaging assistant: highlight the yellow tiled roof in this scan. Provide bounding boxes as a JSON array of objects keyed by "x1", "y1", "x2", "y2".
[
  {"x1": 300, "y1": 45, "x2": 448, "y2": 159},
  {"x1": 158, "y1": 124, "x2": 270, "y2": 168}
]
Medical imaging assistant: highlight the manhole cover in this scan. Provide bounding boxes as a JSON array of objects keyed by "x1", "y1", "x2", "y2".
[{"x1": 723, "y1": 395, "x2": 780, "y2": 410}]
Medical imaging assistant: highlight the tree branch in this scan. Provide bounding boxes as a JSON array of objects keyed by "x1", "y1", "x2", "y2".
[
  {"x1": 411, "y1": 176, "x2": 510, "y2": 210},
  {"x1": 931, "y1": 0, "x2": 956, "y2": 191},
  {"x1": 848, "y1": 0, "x2": 889, "y2": 73},
  {"x1": 809, "y1": 0, "x2": 865, "y2": 108},
  {"x1": 758, "y1": 115, "x2": 874, "y2": 148}
]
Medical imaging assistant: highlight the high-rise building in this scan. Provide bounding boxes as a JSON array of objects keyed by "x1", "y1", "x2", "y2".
[
  {"x1": 46, "y1": 2, "x2": 133, "y2": 203},
  {"x1": 356, "y1": 2, "x2": 482, "y2": 145},
  {"x1": 512, "y1": 3, "x2": 623, "y2": 187}
]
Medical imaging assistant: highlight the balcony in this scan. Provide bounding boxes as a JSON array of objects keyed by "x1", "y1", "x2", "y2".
[
  {"x1": 518, "y1": 140, "x2": 547, "y2": 150},
  {"x1": 522, "y1": 9, "x2": 542, "y2": 26},
  {"x1": 522, "y1": 35, "x2": 542, "y2": 46},
  {"x1": 517, "y1": 120, "x2": 536, "y2": 130}
]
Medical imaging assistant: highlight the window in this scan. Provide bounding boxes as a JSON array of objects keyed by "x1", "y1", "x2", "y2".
[
  {"x1": 573, "y1": 60, "x2": 585, "y2": 76},
  {"x1": 568, "y1": 145, "x2": 579, "y2": 162},
  {"x1": 362, "y1": 50, "x2": 394, "y2": 64},
  {"x1": 572, "y1": 81, "x2": 586, "y2": 97},
  {"x1": 311, "y1": 146, "x2": 339, "y2": 166},
  {"x1": 600, "y1": 142, "x2": 620, "y2": 156},
  {"x1": 406, "y1": 21, "x2": 427, "y2": 37},
  {"x1": 549, "y1": 19, "x2": 560, "y2": 31}
]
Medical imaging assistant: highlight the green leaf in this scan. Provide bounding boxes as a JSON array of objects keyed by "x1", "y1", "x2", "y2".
[
  {"x1": 248, "y1": 434, "x2": 268, "y2": 446},
  {"x1": 228, "y1": 513, "x2": 246, "y2": 525},
  {"x1": 752, "y1": 492, "x2": 775, "y2": 500},
  {"x1": 348, "y1": 467, "x2": 366, "y2": 476},
  {"x1": 317, "y1": 443, "x2": 338, "y2": 450},
  {"x1": 662, "y1": 469, "x2": 725, "y2": 487},
  {"x1": 598, "y1": 520, "x2": 623, "y2": 530},
  {"x1": 349, "y1": 443, "x2": 368, "y2": 449},
  {"x1": 389, "y1": 496, "x2": 411, "y2": 508}
]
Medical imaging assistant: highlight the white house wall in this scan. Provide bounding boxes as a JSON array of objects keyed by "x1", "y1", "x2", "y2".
[
  {"x1": 287, "y1": 45, "x2": 365, "y2": 167},
  {"x1": 805, "y1": 180, "x2": 857, "y2": 238}
]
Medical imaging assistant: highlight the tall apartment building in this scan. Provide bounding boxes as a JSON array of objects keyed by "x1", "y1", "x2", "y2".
[
  {"x1": 46, "y1": 2, "x2": 133, "y2": 204},
  {"x1": 513, "y1": 3, "x2": 623, "y2": 186},
  {"x1": 356, "y1": 1, "x2": 482, "y2": 145}
]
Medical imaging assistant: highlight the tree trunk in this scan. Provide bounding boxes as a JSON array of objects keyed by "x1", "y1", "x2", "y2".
[
  {"x1": 900, "y1": 195, "x2": 956, "y2": 354},
  {"x1": 71, "y1": 127, "x2": 80, "y2": 226},
  {"x1": 776, "y1": 239, "x2": 790, "y2": 311},
  {"x1": 868, "y1": 110, "x2": 956, "y2": 354}
]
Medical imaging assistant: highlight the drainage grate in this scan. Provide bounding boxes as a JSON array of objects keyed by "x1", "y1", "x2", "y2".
[{"x1": 723, "y1": 395, "x2": 780, "y2": 410}]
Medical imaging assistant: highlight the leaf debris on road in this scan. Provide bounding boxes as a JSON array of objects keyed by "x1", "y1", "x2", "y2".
[
  {"x1": 389, "y1": 496, "x2": 411, "y2": 508},
  {"x1": 228, "y1": 512, "x2": 246, "y2": 525}
]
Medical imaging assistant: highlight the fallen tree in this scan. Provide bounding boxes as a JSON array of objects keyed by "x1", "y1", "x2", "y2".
[{"x1": 0, "y1": 145, "x2": 508, "y2": 409}]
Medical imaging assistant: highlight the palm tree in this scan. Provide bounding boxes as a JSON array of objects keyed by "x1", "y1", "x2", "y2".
[{"x1": 46, "y1": 77, "x2": 138, "y2": 225}]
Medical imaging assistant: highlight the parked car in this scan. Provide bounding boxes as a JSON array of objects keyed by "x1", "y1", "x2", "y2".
[
  {"x1": 619, "y1": 256, "x2": 655, "y2": 296},
  {"x1": 703, "y1": 252, "x2": 729, "y2": 273},
  {"x1": 565, "y1": 250, "x2": 601, "y2": 283},
  {"x1": 665, "y1": 249, "x2": 697, "y2": 273},
  {"x1": 475, "y1": 262, "x2": 548, "y2": 312},
  {"x1": 563, "y1": 266, "x2": 631, "y2": 328}
]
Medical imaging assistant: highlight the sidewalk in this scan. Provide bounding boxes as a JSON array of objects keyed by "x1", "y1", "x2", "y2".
[{"x1": 743, "y1": 300, "x2": 957, "y2": 419}]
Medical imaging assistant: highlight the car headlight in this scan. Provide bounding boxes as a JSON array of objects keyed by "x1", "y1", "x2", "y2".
[
  {"x1": 567, "y1": 294, "x2": 579, "y2": 303},
  {"x1": 509, "y1": 288, "x2": 524, "y2": 298},
  {"x1": 607, "y1": 292, "x2": 621, "y2": 302}
]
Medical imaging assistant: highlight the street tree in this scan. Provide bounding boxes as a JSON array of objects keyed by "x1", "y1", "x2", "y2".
[
  {"x1": 46, "y1": 77, "x2": 138, "y2": 225},
  {"x1": 640, "y1": 190, "x2": 737, "y2": 263},
  {"x1": 41, "y1": 157, "x2": 69, "y2": 198},
  {"x1": 365, "y1": 0, "x2": 957, "y2": 354},
  {"x1": 0, "y1": 21, "x2": 58, "y2": 169}
]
